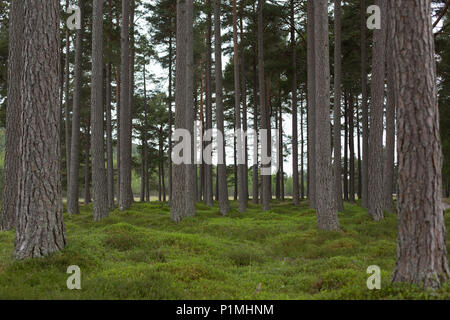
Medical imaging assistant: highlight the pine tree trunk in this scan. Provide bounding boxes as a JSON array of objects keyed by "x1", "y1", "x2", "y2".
[
  {"x1": 67, "y1": 0, "x2": 84, "y2": 215},
  {"x1": 105, "y1": 0, "x2": 114, "y2": 209},
  {"x1": 64, "y1": 0, "x2": 71, "y2": 201},
  {"x1": 343, "y1": 94, "x2": 348, "y2": 201},
  {"x1": 205, "y1": 1, "x2": 214, "y2": 207},
  {"x1": 307, "y1": 0, "x2": 316, "y2": 209},
  {"x1": 91, "y1": 0, "x2": 109, "y2": 221},
  {"x1": 357, "y1": 107, "x2": 362, "y2": 200},
  {"x1": 252, "y1": 29, "x2": 259, "y2": 205},
  {"x1": 119, "y1": 0, "x2": 133, "y2": 210},
  {"x1": 14, "y1": 0, "x2": 66, "y2": 259},
  {"x1": 349, "y1": 94, "x2": 355, "y2": 203},
  {"x1": 300, "y1": 92, "x2": 305, "y2": 199},
  {"x1": 333, "y1": 0, "x2": 344, "y2": 211},
  {"x1": 240, "y1": 7, "x2": 249, "y2": 203},
  {"x1": 361, "y1": 0, "x2": 369, "y2": 208},
  {"x1": 84, "y1": 131, "x2": 91, "y2": 205},
  {"x1": 383, "y1": 9, "x2": 395, "y2": 213},
  {"x1": 368, "y1": 0, "x2": 387, "y2": 221},
  {"x1": 214, "y1": 0, "x2": 230, "y2": 214},
  {"x1": 1, "y1": 0, "x2": 23, "y2": 230},
  {"x1": 314, "y1": 0, "x2": 339, "y2": 231},
  {"x1": 258, "y1": 0, "x2": 270, "y2": 211},
  {"x1": 391, "y1": 0, "x2": 449, "y2": 289},
  {"x1": 115, "y1": 67, "x2": 121, "y2": 203},
  {"x1": 291, "y1": 0, "x2": 299, "y2": 206},
  {"x1": 233, "y1": 0, "x2": 246, "y2": 212},
  {"x1": 184, "y1": 0, "x2": 196, "y2": 216}
]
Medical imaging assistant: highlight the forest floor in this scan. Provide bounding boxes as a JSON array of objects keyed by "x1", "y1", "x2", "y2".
[{"x1": 0, "y1": 200, "x2": 449, "y2": 299}]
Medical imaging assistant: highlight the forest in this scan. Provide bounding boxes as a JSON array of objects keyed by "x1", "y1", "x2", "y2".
[{"x1": 0, "y1": 0, "x2": 449, "y2": 301}]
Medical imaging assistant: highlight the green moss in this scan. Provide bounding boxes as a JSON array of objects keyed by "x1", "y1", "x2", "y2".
[{"x1": 0, "y1": 200, "x2": 449, "y2": 299}]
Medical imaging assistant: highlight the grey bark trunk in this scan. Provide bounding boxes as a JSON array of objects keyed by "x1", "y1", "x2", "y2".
[
  {"x1": 1, "y1": 0, "x2": 23, "y2": 230},
  {"x1": 361, "y1": 0, "x2": 369, "y2": 208},
  {"x1": 368, "y1": 0, "x2": 387, "y2": 221},
  {"x1": 391, "y1": 0, "x2": 449, "y2": 289},
  {"x1": 214, "y1": 0, "x2": 230, "y2": 214},
  {"x1": 91, "y1": 0, "x2": 109, "y2": 221},
  {"x1": 205, "y1": 1, "x2": 214, "y2": 207},
  {"x1": 291, "y1": 0, "x2": 299, "y2": 206},
  {"x1": 314, "y1": 0, "x2": 339, "y2": 231},
  {"x1": 14, "y1": 0, "x2": 66, "y2": 259},
  {"x1": 333, "y1": 0, "x2": 344, "y2": 211}
]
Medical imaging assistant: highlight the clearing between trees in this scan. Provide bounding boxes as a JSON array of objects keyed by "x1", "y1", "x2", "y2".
[{"x1": 0, "y1": 201, "x2": 449, "y2": 299}]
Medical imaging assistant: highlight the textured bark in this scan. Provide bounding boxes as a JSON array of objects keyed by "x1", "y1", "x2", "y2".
[
  {"x1": 343, "y1": 95, "x2": 348, "y2": 201},
  {"x1": 368, "y1": 0, "x2": 387, "y2": 221},
  {"x1": 171, "y1": 0, "x2": 187, "y2": 222},
  {"x1": 91, "y1": 0, "x2": 109, "y2": 221},
  {"x1": 391, "y1": 0, "x2": 449, "y2": 289},
  {"x1": 333, "y1": 0, "x2": 343, "y2": 211},
  {"x1": 314, "y1": 0, "x2": 339, "y2": 231},
  {"x1": 84, "y1": 131, "x2": 91, "y2": 205},
  {"x1": 185, "y1": 0, "x2": 196, "y2": 216},
  {"x1": 140, "y1": 66, "x2": 149, "y2": 203},
  {"x1": 349, "y1": 94, "x2": 355, "y2": 203},
  {"x1": 357, "y1": 106, "x2": 362, "y2": 200},
  {"x1": 115, "y1": 67, "x2": 121, "y2": 203},
  {"x1": 168, "y1": 34, "x2": 174, "y2": 203},
  {"x1": 106, "y1": 0, "x2": 114, "y2": 209},
  {"x1": 383, "y1": 6, "x2": 395, "y2": 213},
  {"x1": 205, "y1": 1, "x2": 214, "y2": 207},
  {"x1": 307, "y1": 0, "x2": 316, "y2": 209},
  {"x1": 67, "y1": 0, "x2": 84, "y2": 215},
  {"x1": 64, "y1": 0, "x2": 71, "y2": 200},
  {"x1": 252, "y1": 16, "x2": 259, "y2": 205},
  {"x1": 214, "y1": 0, "x2": 230, "y2": 215},
  {"x1": 258, "y1": 0, "x2": 270, "y2": 211},
  {"x1": 1, "y1": 0, "x2": 23, "y2": 231},
  {"x1": 233, "y1": 0, "x2": 247, "y2": 213},
  {"x1": 361, "y1": 0, "x2": 369, "y2": 208},
  {"x1": 119, "y1": 0, "x2": 133, "y2": 210},
  {"x1": 300, "y1": 92, "x2": 305, "y2": 199},
  {"x1": 240, "y1": 7, "x2": 249, "y2": 203},
  {"x1": 14, "y1": 0, "x2": 66, "y2": 259},
  {"x1": 291, "y1": 0, "x2": 299, "y2": 206}
]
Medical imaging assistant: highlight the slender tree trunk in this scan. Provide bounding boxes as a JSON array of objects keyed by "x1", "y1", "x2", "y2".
[
  {"x1": 119, "y1": 0, "x2": 133, "y2": 209},
  {"x1": 91, "y1": 0, "x2": 109, "y2": 221},
  {"x1": 115, "y1": 67, "x2": 121, "y2": 203},
  {"x1": 357, "y1": 107, "x2": 362, "y2": 200},
  {"x1": 240, "y1": 7, "x2": 249, "y2": 203},
  {"x1": 300, "y1": 91, "x2": 305, "y2": 199},
  {"x1": 14, "y1": 0, "x2": 66, "y2": 259},
  {"x1": 258, "y1": 0, "x2": 270, "y2": 211},
  {"x1": 1, "y1": 0, "x2": 23, "y2": 230},
  {"x1": 214, "y1": 0, "x2": 230, "y2": 214},
  {"x1": 368, "y1": 0, "x2": 387, "y2": 221},
  {"x1": 343, "y1": 94, "x2": 348, "y2": 201},
  {"x1": 185, "y1": 0, "x2": 196, "y2": 216},
  {"x1": 64, "y1": 0, "x2": 71, "y2": 201},
  {"x1": 349, "y1": 94, "x2": 355, "y2": 203},
  {"x1": 314, "y1": 0, "x2": 339, "y2": 230},
  {"x1": 252, "y1": 30, "x2": 259, "y2": 205},
  {"x1": 307, "y1": 0, "x2": 316, "y2": 209},
  {"x1": 168, "y1": 34, "x2": 174, "y2": 204},
  {"x1": 67, "y1": 0, "x2": 84, "y2": 215},
  {"x1": 84, "y1": 130, "x2": 91, "y2": 205},
  {"x1": 333, "y1": 0, "x2": 344, "y2": 211},
  {"x1": 278, "y1": 88, "x2": 284, "y2": 202},
  {"x1": 233, "y1": 0, "x2": 247, "y2": 212},
  {"x1": 383, "y1": 12, "x2": 395, "y2": 213},
  {"x1": 205, "y1": 1, "x2": 214, "y2": 207},
  {"x1": 391, "y1": 0, "x2": 449, "y2": 289},
  {"x1": 361, "y1": 0, "x2": 369, "y2": 208},
  {"x1": 291, "y1": 0, "x2": 299, "y2": 206}
]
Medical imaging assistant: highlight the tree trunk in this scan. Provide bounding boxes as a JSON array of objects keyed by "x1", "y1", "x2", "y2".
[
  {"x1": 240, "y1": 6, "x2": 249, "y2": 202},
  {"x1": 252, "y1": 24, "x2": 259, "y2": 205},
  {"x1": 300, "y1": 91, "x2": 305, "y2": 199},
  {"x1": 67, "y1": 0, "x2": 84, "y2": 215},
  {"x1": 115, "y1": 67, "x2": 121, "y2": 203},
  {"x1": 205, "y1": 1, "x2": 214, "y2": 207},
  {"x1": 64, "y1": 0, "x2": 71, "y2": 202},
  {"x1": 291, "y1": 0, "x2": 299, "y2": 206},
  {"x1": 119, "y1": 0, "x2": 133, "y2": 210},
  {"x1": 361, "y1": 0, "x2": 369, "y2": 208},
  {"x1": 314, "y1": 0, "x2": 339, "y2": 230},
  {"x1": 333, "y1": 0, "x2": 344, "y2": 211},
  {"x1": 233, "y1": 0, "x2": 246, "y2": 212},
  {"x1": 168, "y1": 33, "x2": 174, "y2": 204},
  {"x1": 357, "y1": 106, "x2": 362, "y2": 200},
  {"x1": 14, "y1": 0, "x2": 66, "y2": 259},
  {"x1": 307, "y1": 0, "x2": 316, "y2": 209},
  {"x1": 91, "y1": 0, "x2": 109, "y2": 221},
  {"x1": 343, "y1": 94, "x2": 348, "y2": 201},
  {"x1": 84, "y1": 130, "x2": 91, "y2": 205},
  {"x1": 1, "y1": 0, "x2": 23, "y2": 230},
  {"x1": 258, "y1": 0, "x2": 270, "y2": 211},
  {"x1": 391, "y1": 0, "x2": 449, "y2": 289},
  {"x1": 214, "y1": 0, "x2": 230, "y2": 214},
  {"x1": 368, "y1": 0, "x2": 387, "y2": 221},
  {"x1": 349, "y1": 94, "x2": 355, "y2": 203},
  {"x1": 383, "y1": 11, "x2": 395, "y2": 213}
]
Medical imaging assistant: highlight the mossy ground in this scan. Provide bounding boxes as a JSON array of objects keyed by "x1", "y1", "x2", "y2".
[{"x1": 0, "y1": 200, "x2": 449, "y2": 299}]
